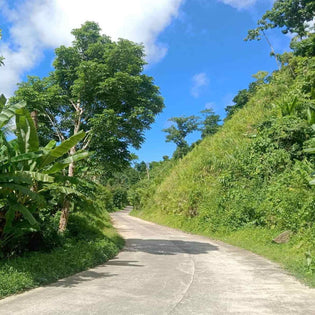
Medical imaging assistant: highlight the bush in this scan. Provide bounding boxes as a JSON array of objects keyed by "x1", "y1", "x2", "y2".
[{"x1": 112, "y1": 188, "x2": 128, "y2": 209}]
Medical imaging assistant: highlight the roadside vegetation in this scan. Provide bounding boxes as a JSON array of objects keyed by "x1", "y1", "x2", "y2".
[
  {"x1": 130, "y1": 0, "x2": 315, "y2": 287},
  {"x1": 1, "y1": 0, "x2": 314, "y2": 298},
  {"x1": 0, "y1": 22, "x2": 163, "y2": 298}
]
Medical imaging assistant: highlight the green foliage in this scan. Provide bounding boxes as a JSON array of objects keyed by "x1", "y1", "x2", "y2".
[
  {"x1": 200, "y1": 108, "x2": 221, "y2": 138},
  {"x1": 291, "y1": 34, "x2": 315, "y2": 57},
  {"x1": 0, "y1": 102, "x2": 90, "y2": 256},
  {"x1": 132, "y1": 55, "x2": 315, "y2": 285},
  {"x1": 225, "y1": 89, "x2": 251, "y2": 120},
  {"x1": 164, "y1": 116, "x2": 200, "y2": 147},
  {"x1": 163, "y1": 115, "x2": 199, "y2": 159},
  {"x1": 246, "y1": 0, "x2": 315, "y2": 40},
  {"x1": 0, "y1": 211, "x2": 123, "y2": 298},
  {"x1": 0, "y1": 101, "x2": 123, "y2": 296},
  {"x1": 112, "y1": 188, "x2": 128, "y2": 210},
  {"x1": 0, "y1": 21, "x2": 164, "y2": 297},
  {"x1": 225, "y1": 74, "x2": 270, "y2": 121},
  {"x1": 129, "y1": 159, "x2": 176, "y2": 210},
  {"x1": 9, "y1": 76, "x2": 62, "y2": 146},
  {"x1": 12, "y1": 21, "x2": 164, "y2": 171},
  {"x1": 274, "y1": 95, "x2": 299, "y2": 116}
]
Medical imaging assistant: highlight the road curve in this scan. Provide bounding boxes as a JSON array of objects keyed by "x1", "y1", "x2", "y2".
[{"x1": 0, "y1": 207, "x2": 314, "y2": 314}]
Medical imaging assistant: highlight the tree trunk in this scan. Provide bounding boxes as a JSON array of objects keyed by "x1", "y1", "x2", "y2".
[
  {"x1": 58, "y1": 100, "x2": 83, "y2": 233},
  {"x1": 58, "y1": 199, "x2": 70, "y2": 233},
  {"x1": 262, "y1": 30, "x2": 281, "y2": 70},
  {"x1": 30, "y1": 111, "x2": 39, "y2": 192},
  {"x1": 68, "y1": 146, "x2": 76, "y2": 177},
  {"x1": 30, "y1": 110, "x2": 38, "y2": 129}
]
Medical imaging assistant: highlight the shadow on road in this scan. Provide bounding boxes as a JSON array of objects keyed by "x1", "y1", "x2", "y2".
[
  {"x1": 52, "y1": 270, "x2": 117, "y2": 288},
  {"x1": 49, "y1": 239, "x2": 216, "y2": 289},
  {"x1": 125, "y1": 239, "x2": 218, "y2": 255},
  {"x1": 50, "y1": 259, "x2": 144, "y2": 288}
]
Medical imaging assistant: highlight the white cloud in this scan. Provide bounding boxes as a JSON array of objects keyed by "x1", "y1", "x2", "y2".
[
  {"x1": 0, "y1": 0, "x2": 183, "y2": 96},
  {"x1": 191, "y1": 72, "x2": 209, "y2": 98},
  {"x1": 218, "y1": 0, "x2": 257, "y2": 10}
]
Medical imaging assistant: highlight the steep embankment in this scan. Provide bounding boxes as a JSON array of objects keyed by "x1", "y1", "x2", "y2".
[{"x1": 132, "y1": 56, "x2": 315, "y2": 286}]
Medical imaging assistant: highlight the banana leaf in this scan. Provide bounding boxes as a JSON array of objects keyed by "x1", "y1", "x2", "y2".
[
  {"x1": 0, "y1": 102, "x2": 25, "y2": 129},
  {"x1": 39, "y1": 131, "x2": 85, "y2": 169}
]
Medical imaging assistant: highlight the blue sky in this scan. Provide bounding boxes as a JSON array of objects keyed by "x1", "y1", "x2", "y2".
[{"x1": 0, "y1": 0, "x2": 291, "y2": 163}]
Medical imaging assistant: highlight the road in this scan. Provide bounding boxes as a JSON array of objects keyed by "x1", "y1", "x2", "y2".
[{"x1": 0, "y1": 207, "x2": 314, "y2": 314}]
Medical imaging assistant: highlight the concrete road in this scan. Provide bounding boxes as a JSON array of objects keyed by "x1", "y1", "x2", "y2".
[{"x1": 0, "y1": 207, "x2": 315, "y2": 314}]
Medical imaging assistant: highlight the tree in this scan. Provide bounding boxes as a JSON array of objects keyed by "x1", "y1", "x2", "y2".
[
  {"x1": 246, "y1": 0, "x2": 315, "y2": 41},
  {"x1": 200, "y1": 108, "x2": 221, "y2": 138},
  {"x1": 12, "y1": 21, "x2": 164, "y2": 171},
  {"x1": 53, "y1": 21, "x2": 164, "y2": 171},
  {"x1": 12, "y1": 21, "x2": 164, "y2": 231},
  {"x1": 163, "y1": 116, "x2": 199, "y2": 158},
  {"x1": 246, "y1": 1, "x2": 315, "y2": 65}
]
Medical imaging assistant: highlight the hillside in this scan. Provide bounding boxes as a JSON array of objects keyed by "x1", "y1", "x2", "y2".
[{"x1": 131, "y1": 55, "x2": 315, "y2": 286}]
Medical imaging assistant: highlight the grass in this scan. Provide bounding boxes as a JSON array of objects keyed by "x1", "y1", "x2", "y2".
[
  {"x1": 132, "y1": 209, "x2": 315, "y2": 287},
  {"x1": 130, "y1": 57, "x2": 315, "y2": 288},
  {"x1": 0, "y1": 209, "x2": 124, "y2": 299}
]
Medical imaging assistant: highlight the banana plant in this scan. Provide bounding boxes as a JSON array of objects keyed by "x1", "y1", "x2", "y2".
[
  {"x1": 304, "y1": 94, "x2": 315, "y2": 185},
  {"x1": 0, "y1": 101, "x2": 89, "y2": 249},
  {"x1": 304, "y1": 124, "x2": 315, "y2": 186}
]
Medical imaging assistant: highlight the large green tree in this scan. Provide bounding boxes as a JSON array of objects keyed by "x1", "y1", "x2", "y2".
[
  {"x1": 12, "y1": 21, "x2": 164, "y2": 231},
  {"x1": 12, "y1": 22, "x2": 164, "y2": 171}
]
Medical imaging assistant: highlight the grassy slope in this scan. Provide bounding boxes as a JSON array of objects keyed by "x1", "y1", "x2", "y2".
[
  {"x1": 132, "y1": 58, "x2": 315, "y2": 287},
  {"x1": 0, "y1": 207, "x2": 124, "y2": 299}
]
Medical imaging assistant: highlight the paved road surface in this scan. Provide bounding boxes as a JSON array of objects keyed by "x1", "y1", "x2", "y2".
[{"x1": 0, "y1": 207, "x2": 314, "y2": 314}]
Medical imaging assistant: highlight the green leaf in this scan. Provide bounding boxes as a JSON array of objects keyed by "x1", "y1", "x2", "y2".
[
  {"x1": 0, "y1": 173, "x2": 33, "y2": 185},
  {"x1": 6, "y1": 201, "x2": 38, "y2": 227},
  {"x1": 304, "y1": 147, "x2": 315, "y2": 154},
  {"x1": 0, "y1": 151, "x2": 44, "y2": 171},
  {"x1": 0, "y1": 132, "x2": 15, "y2": 161},
  {"x1": 54, "y1": 174, "x2": 95, "y2": 189},
  {"x1": 0, "y1": 102, "x2": 25, "y2": 129},
  {"x1": 4, "y1": 208, "x2": 15, "y2": 232},
  {"x1": 10, "y1": 151, "x2": 44, "y2": 163},
  {"x1": 23, "y1": 171, "x2": 54, "y2": 183},
  {"x1": 44, "y1": 140, "x2": 56, "y2": 150},
  {"x1": 0, "y1": 94, "x2": 6, "y2": 110},
  {"x1": 43, "y1": 151, "x2": 90, "y2": 174},
  {"x1": 15, "y1": 108, "x2": 39, "y2": 153},
  {"x1": 39, "y1": 131, "x2": 85, "y2": 169},
  {"x1": 40, "y1": 184, "x2": 85, "y2": 198},
  {"x1": 18, "y1": 204, "x2": 37, "y2": 226},
  {"x1": 0, "y1": 183, "x2": 45, "y2": 206}
]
